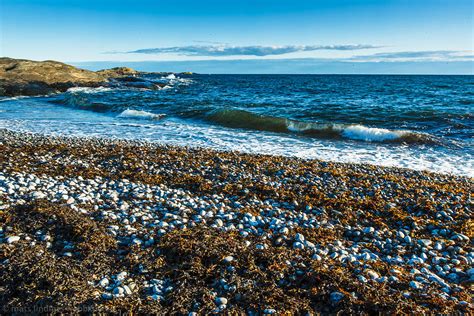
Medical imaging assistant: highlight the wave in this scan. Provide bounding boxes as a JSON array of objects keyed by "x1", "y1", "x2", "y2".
[
  {"x1": 160, "y1": 73, "x2": 193, "y2": 86},
  {"x1": 206, "y1": 109, "x2": 434, "y2": 144},
  {"x1": 64, "y1": 75, "x2": 192, "y2": 96},
  {"x1": 0, "y1": 95, "x2": 36, "y2": 102},
  {"x1": 67, "y1": 86, "x2": 114, "y2": 94},
  {"x1": 117, "y1": 109, "x2": 166, "y2": 120},
  {"x1": 160, "y1": 84, "x2": 173, "y2": 90},
  {"x1": 0, "y1": 96, "x2": 20, "y2": 102},
  {"x1": 342, "y1": 125, "x2": 408, "y2": 142}
]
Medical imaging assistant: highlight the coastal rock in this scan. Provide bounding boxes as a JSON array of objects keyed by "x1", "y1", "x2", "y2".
[
  {"x1": 0, "y1": 57, "x2": 105, "y2": 96},
  {"x1": 102, "y1": 293, "x2": 113, "y2": 300},
  {"x1": 116, "y1": 271, "x2": 128, "y2": 281},
  {"x1": 409, "y1": 281, "x2": 423, "y2": 290},
  {"x1": 6, "y1": 236, "x2": 21, "y2": 243},
  {"x1": 98, "y1": 277, "x2": 110, "y2": 287},
  {"x1": 215, "y1": 297, "x2": 228, "y2": 305},
  {"x1": 111, "y1": 76, "x2": 166, "y2": 90},
  {"x1": 96, "y1": 67, "x2": 140, "y2": 78},
  {"x1": 330, "y1": 292, "x2": 345, "y2": 304},
  {"x1": 0, "y1": 58, "x2": 154, "y2": 97},
  {"x1": 263, "y1": 309, "x2": 277, "y2": 314},
  {"x1": 113, "y1": 287, "x2": 125, "y2": 295},
  {"x1": 31, "y1": 191, "x2": 46, "y2": 199}
]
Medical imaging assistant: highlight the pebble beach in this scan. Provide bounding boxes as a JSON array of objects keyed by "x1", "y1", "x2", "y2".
[{"x1": 0, "y1": 129, "x2": 472, "y2": 314}]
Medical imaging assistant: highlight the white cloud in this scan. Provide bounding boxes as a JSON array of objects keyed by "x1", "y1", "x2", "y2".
[{"x1": 118, "y1": 44, "x2": 380, "y2": 57}]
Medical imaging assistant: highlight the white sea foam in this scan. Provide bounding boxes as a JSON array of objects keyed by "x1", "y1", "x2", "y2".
[
  {"x1": 286, "y1": 121, "x2": 322, "y2": 132},
  {"x1": 0, "y1": 95, "x2": 32, "y2": 102},
  {"x1": 287, "y1": 120, "x2": 413, "y2": 142},
  {"x1": 117, "y1": 109, "x2": 165, "y2": 120},
  {"x1": 67, "y1": 86, "x2": 113, "y2": 94},
  {"x1": 342, "y1": 125, "x2": 405, "y2": 142},
  {"x1": 161, "y1": 73, "x2": 193, "y2": 86}
]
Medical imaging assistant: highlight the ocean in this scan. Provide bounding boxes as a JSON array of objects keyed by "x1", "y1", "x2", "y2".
[{"x1": 1, "y1": 74, "x2": 473, "y2": 177}]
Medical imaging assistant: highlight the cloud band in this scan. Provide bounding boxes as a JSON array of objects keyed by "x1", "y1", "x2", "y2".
[{"x1": 119, "y1": 44, "x2": 380, "y2": 57}]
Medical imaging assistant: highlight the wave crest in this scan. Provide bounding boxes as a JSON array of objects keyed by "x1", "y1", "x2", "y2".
[
  {"x1": 207, "y1": 109, "x2": 288, "y2": 132},
  {"x1": 206, "y1": 109, "x2": 433, "y2": 144},
  {"x1": 67, "y1": 86, "x2": 114, "y2": 94},
  {"x1": 118, "y1": 109, "x2": 166, "y2": 120},
  {"x1": 342, "y1": 125, "x2": 405, "y2": 142}
]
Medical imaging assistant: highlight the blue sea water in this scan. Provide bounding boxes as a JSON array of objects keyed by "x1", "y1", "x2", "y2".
[{"x1": 1, "y1": 74, "x2": 473, "y2": 176}]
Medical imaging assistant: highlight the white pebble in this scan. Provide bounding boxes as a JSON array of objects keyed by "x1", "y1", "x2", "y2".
[
  {"x1": 98, "y1": 277, "x2": 109, "y2": 287},
  {"x1": 6, "y1": 236, "x2": 20, "y2": 243},
  {"x1": 215, "y1": 297, "x2": 228, "y2": 305}
]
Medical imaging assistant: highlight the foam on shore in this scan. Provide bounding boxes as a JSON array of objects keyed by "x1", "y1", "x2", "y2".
[{"x1": 341, "y1": 125, "x2": 406, "y2": 142}]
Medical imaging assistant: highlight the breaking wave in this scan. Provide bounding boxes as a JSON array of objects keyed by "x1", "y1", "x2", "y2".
[
  {"x1": 67, "y1": 86, "x2": 114, "y2": 94},
  {"x1": 206, "y1": 109, "x2": 434, "y2": 144},
  {"x1": 117, "y1": 109, "x2": 166, "y2": 120},
  {"x1": 342, "y1": 125, "x2": 406, "y2": 142}
]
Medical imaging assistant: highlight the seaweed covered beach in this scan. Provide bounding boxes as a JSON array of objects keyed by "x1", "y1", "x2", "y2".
[{"x1": 0, "y1": 129, "x2": 472, "y2": 314}]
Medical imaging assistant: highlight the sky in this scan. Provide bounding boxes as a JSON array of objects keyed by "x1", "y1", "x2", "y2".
[{"x1": 1, "y1": 0, "x2": 473, "y2": 74}]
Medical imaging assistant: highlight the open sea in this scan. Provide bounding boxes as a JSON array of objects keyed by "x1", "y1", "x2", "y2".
[{"x1": 1, "y1": 74, "x2": 473, "y2": 177}]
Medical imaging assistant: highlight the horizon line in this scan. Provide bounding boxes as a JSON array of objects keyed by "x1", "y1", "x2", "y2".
[{"x1": 69, "y1": 59, "x2": 474, "y2": 76}]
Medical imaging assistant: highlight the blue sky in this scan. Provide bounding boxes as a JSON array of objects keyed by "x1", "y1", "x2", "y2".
[{"x1": 1, "y1": 0, "x2": 473, "y2": 73}]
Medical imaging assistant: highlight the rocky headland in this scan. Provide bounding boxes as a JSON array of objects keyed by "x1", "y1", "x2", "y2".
[{"x1": 0, "y1": 57, "x2": 165, "y2": 97}]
